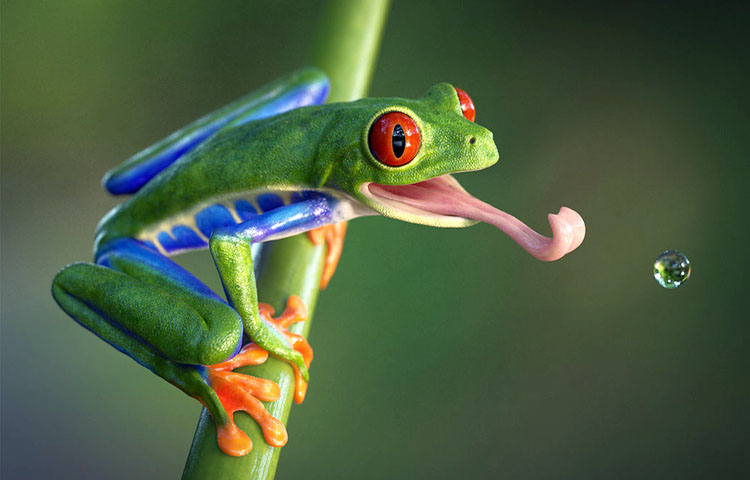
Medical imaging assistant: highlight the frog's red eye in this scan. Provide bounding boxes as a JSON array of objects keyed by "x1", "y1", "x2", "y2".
[
  {"x1": 368, "y1": 112, "x2": 421, "y2": 167},
  {"x1": 454, "y1": 87, "x2": 476, "y2": 122}
]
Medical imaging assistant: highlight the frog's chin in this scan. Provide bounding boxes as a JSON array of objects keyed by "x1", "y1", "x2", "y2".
[
  {"x1": 359, "y1": 174, "x2": 586, "y2": 261},
  {"x1": 359, "y1": 175, "x2": 478, "y2": 228}
]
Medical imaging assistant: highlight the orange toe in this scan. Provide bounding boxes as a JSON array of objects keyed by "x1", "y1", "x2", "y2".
[
  {"x1": 307, "y1": 222, "x2": 347, "y2": 289},
  {"x1": 259, "y1": 295, "x2": 314, "y2": 403},
  {"x1": 210, "y1": 343, "x2": 269, "y2": 372},
  {"x1": 207, "y1": 368, "x2": 287, "y2": 455}
]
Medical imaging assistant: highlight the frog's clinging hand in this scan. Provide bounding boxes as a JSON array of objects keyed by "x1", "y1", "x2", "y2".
[{"x1": 52, "y1": 68, "x2": 585, "y2": 456}]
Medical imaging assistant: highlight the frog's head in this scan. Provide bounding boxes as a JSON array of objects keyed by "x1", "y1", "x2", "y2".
[{"x1": 323, "y1": 83, "x2": 585, "y2": 261}]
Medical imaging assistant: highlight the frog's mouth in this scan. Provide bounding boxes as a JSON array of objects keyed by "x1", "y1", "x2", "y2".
[{"x1": 359, "y1": 174, "x2": 585, "y2": 261}]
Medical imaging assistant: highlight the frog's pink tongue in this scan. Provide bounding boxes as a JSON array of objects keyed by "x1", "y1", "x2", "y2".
[{"x1": 367, "y1": 175, "x2": 585, "y2": 261}]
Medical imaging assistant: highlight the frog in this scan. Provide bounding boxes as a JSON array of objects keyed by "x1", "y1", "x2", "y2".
[{"x1": 52, "y1": 67, "x2": 585, "y2": 456}]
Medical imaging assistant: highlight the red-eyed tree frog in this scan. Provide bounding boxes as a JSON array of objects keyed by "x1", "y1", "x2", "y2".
[{"x1": 52, "y1": 68, "x2": 585, "y2": 456}]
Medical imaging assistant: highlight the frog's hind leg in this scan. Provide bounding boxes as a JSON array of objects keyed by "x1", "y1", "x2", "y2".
[
  {"x1": 52, "y1": 238, "x2": 287, "y2": 455},
  {"x1": 53, "y1": 238, "x2": 243, "y2": 365},
  {"x1": 102, "y1": 68, "x2": 329, "y2": 195}
]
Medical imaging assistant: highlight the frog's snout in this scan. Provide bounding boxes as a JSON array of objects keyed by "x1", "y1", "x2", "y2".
[{"x1": 469, "y1": 129, "x2": 499, "y2": 169}]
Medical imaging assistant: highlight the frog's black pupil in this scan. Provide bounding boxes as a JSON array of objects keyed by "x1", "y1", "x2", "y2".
[{"x1": 392, "y1": 124, "x2": 406, "y2": 158}]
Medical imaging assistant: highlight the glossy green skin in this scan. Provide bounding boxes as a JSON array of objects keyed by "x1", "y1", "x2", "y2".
[
  {"x1": 53, "y1": 79, "x2": 499, "y2": 439},
  {"x1": 95, "y1": 83, "x2": 498, "y2": 250}
]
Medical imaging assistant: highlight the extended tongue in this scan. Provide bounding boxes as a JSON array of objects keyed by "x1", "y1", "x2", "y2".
[{"x1": 368, "y1": 176, "x2": 585, "y2": 261}]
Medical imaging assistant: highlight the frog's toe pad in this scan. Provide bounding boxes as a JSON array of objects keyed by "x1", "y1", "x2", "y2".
[
  {"x1": 216, "y1": 423, "x2": 253, "y2": 457},
  {"x1": 259, "y1": 295, "x2": 314, "y2": 403},
  {"x1": 207, "y1": 369, "x2": 288, "y2": 455}
]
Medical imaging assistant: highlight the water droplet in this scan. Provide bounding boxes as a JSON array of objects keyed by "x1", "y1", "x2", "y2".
[{"x1": 653, "y1": 250, "x2": 691, "y2": 289}]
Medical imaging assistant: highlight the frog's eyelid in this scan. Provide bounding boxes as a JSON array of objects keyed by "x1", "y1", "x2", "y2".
[{"x1": 453, "y1": 87, "x2": 476, "y2": 122}]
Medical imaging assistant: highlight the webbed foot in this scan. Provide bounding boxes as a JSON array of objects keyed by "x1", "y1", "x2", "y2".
[
  {"x1": 204, "y1": 344, "x2": 286, "y2": 455},
  {"x1": 257, "y1": 295, "x2": 313, "y2": 403},
  {"x1": 202, "y1": 295, "x2": 313, "y2": 455}
]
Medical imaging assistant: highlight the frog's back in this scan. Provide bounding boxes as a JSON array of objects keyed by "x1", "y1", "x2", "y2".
[{"x1": 95, "y1": 106, "x2": 333, "y2": 256}]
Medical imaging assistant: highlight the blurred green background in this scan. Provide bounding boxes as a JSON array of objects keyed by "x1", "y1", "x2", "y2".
[{"x1": 2, "y1": 1, "x2": 749, "y2": 478}]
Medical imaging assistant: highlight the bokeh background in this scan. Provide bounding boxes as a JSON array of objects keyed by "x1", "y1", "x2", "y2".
[{"x1": 2, "y1": 1, "x2": 749, "y2": 478}]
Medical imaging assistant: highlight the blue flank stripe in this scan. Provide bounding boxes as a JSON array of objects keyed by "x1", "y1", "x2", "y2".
[
  {"x1": 234, "y1": 199, "x2": 258, "y2": 221},
  {"x1": 141, "y1": 240, "x2": 159, "y2": 252},
  {"x1": 157, "y1": 225, "x2": 207, "y2": 253},
  {"x1": 257, "y1": 193, "x2": 285, "y2": 212},
  {"x1": 172, "y1": 226, "x2": 207, "y2": 248},
  {"x1": 290, "y1": 190, "x2": 322, "y2": 203},
  {"x1": 195, "y1": 205, "x2": 237, "y2": 238},
  {"x1": 157, "y1": 232, "x2": 177, "y2": 252}
]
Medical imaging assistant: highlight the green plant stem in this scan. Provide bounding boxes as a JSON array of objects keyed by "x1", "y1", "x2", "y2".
[
  {"x1": 182, "y1": 1, "x2": 390, "y2": 478},
  {"x1": 311, "y1": 0, "x2": 390, "y2": 103}
]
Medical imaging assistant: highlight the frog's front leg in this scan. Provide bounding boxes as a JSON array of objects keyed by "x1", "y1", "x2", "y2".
[{"x1": 208, "y1": 194, "x2": 341, "y2": 386}]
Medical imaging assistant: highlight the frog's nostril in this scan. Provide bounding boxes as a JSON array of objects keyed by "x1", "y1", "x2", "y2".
[{"x1": 469, "y1": 137, "x2": 476, "y2": 145}]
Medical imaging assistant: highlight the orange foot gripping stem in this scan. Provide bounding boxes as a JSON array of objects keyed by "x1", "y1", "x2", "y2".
[
  {"x1": 307, "y1": 221, "x2": 347, "y2": 289},
  {"x1": 203, "y1": 295, "x2": 313, "y2": 456}
]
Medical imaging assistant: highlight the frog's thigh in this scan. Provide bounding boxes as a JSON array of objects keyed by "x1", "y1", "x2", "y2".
[{"x1": 53, "y1": 239, "x2": 242, "y2": 366}]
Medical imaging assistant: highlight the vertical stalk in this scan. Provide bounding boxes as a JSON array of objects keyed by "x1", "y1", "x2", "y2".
[
  {"x1": 311, "y1": 0, "x2": 390, "y2": 103},
  {"x1": 182, "y1": 1, "x2": 390, "y2": 478}
]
